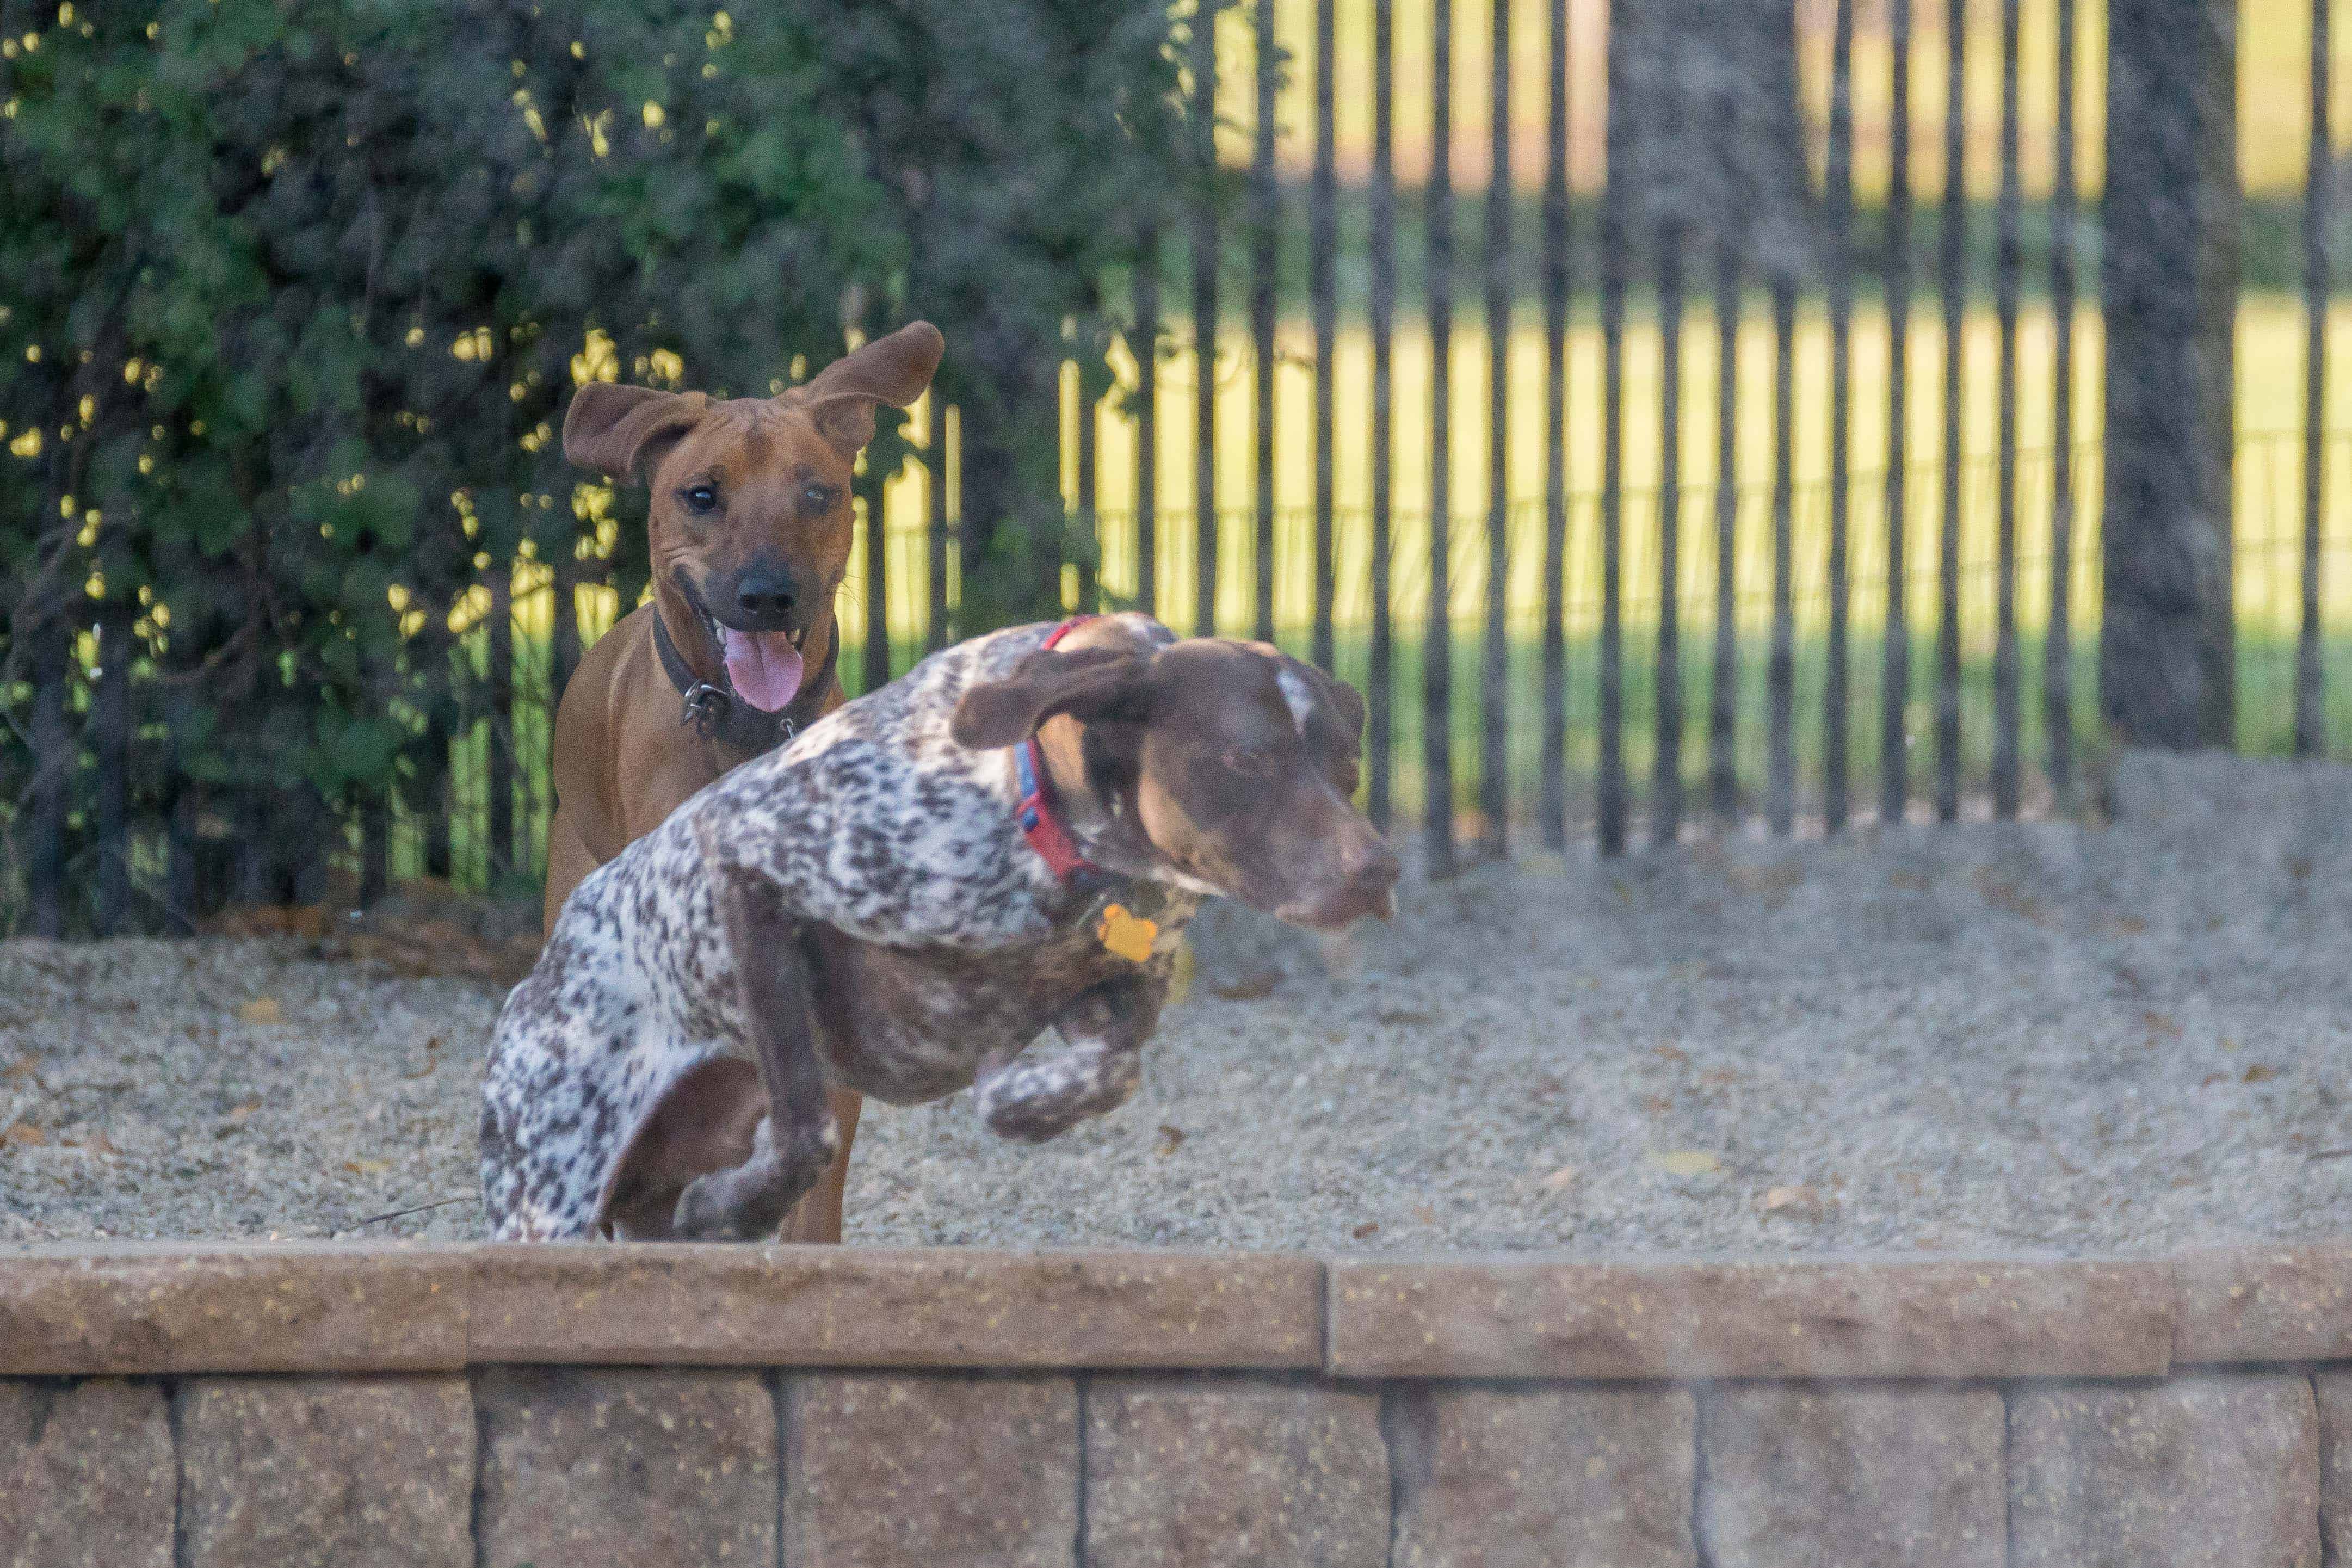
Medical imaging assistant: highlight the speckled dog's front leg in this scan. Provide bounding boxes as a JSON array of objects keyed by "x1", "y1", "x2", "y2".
[
  {"x1": 672, "y1": 848, "x2": 837, "y2": 1242},
  {"x1": 974, "y1": 977, "x2": 1163, "y2": 1144}
]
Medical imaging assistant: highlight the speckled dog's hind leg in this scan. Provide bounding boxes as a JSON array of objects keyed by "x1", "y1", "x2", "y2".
[
  {"x1": 671, "y1": 848, "x2": 839, "y2": 1242},
  {"x1": 973, "y1": 976, "x2": 1164, "y2": 1144}
]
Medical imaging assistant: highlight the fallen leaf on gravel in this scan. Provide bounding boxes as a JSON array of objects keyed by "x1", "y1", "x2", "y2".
[
  {"x1": 62, "y1": 1131, "x2": 120, "y2": 1158},
  {"x1": 343, "y1": 1158, "x2": 392, "y2": 1176},
  {"x1": 2243, "y1": 1064, "x2": 2279, "y2": 1084},
  {"x1": 1762, "y1": 1184, "x2": 1821, "y2": 1214},
  {"x1": 1650, "y1": 1150, "x2": 1720, "y2": 1178},
  {"x1": 237, "y1": 997, "x2": 282, "y2": 1026},
  {"x1": 1351, "y1": 1221, "x2": 1381, "y2": 1239},
  {"x1": 1541, "y1": 1166, "x2": 1579, "y2": 1193},
  {"x1": 2, "y1": 1123, "x2": 47, "y2": 1147},
  {"x1": 1154, "y1": 1125, "x2": 1187, "y2": 1156},
  {"x1": 225, "y1": 1103, "x2": 260, "y2": 1122},
  {"x1": 401, "y1": 1036, "x2": 445, "y2": 1080},
  {"x1": 1209, "y1": 972, "x2": 1281, "y2": 1002}
]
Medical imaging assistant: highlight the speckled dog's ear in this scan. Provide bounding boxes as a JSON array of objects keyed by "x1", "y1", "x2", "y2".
[
  {"x1": 1277, "y1": 652, "x2": 1367, "y2": 742},
  {"x1": 950, "y1": 647, "x2": 1155, "y2": 750}
]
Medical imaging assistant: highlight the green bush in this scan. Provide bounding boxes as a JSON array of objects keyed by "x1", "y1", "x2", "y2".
[{"x1": 0, "y1": 0, "x2": 1195, "y2": 930}]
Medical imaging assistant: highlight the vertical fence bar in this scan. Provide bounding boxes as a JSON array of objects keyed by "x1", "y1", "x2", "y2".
[
  {"x1": 1598, "y1": 15, "x2": 1628, "y2": 857},
  {"x1": 487, "y1": 564, "x2": 514, "y2": 879},
  {"x1": 1077, "y1": 345, "x2": 1101, "y2": 615},
  {"x1": 1937, "y1": 0, "x2": 1967, "y2": 822},
  {"x1": 1312, "y1": 0, "x2": 1338, "y2": 672},
  {"x1": 1370, "y1": 0, "x2": 1397, "y2": 831},
  {"x1": 2100, "y1": 0, "x2": 2239, "y2": 751},
  {"x1": 1193, "y1": 0, "x2": 1220, "y2": 638},
  {"x1": 166, "y1": 789, "x2": 200, "y2": 933},
  {"x1": 1992, "y1": 0, "x2": 2022, "y2": 816},
  {"x1": 1823, "y1": 0, "x2": 1855, "y2": 834},
  {"x1": 1427, "y1": 0, "x2": 1458, "y2": 876},
  {"x1": 359, "y1": 790, "x2": 389, "y2": 908},
  {"x1": 26, "y1": 621, "x2": 67, "y2": 934},
  {"x1": 1251, "y1": 0, "x2": 1278, "y2": 645},
  {"x1": 1768, "y1": 274, "x2": 1797, "y2": 836},
  {"x1": 1482, "y1": 0, "x2": 1511, "y2": 857},
  {"x1": 93, "y1": 609, "x2": 129, "y2": 935},
  {"x1": 1654, "y1": 119, "x2": 1686, "y2": 849},
  {"x1": 2048, "y1": 0, "x2": 2078, "y2": 793},
  {"x1": 927, "y1": 397, "x2": 950, "y2": 649},
  {"x1": 1882, "y1": 0, "x2": 1914, "y2": 824},
  {"x1": 422, "y1": 702, "x2": 453, "y2": 882},
  {"x1": 863, "y1": 466, "x2": 890, "y2": 686},
  {"x1": 552, "y1": 564, "x2": 582, "y2": 717},
  {"x1": 1540, "y1": 0, "x2": 1571, "y2": 849},
  {"x1": 2301, "y1": 0, "x2": 2332, "y2": 757},
  {"x1": 1710, "y1": 85, "x2": 1741, "y2": 824},
  {"x1": 1134, "y1": 226, "x2": 1160, "y2": 622}
]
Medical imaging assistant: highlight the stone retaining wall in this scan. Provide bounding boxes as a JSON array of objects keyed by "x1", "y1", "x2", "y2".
[{"x1": 4, "y1": 1242, "x2": 2351, "y2": 1565}]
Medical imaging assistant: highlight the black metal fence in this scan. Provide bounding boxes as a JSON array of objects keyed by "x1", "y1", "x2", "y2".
[
  {"x1": 923, "y1": 0, "x2": 2339, "y2": 867},
  {"x1": 4, "y1": 0, "x2": 2345, "y2": 930}
]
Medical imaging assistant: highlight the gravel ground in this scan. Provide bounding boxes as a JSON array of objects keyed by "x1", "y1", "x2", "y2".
[{"x1": 5, "y1": 749, "x2": 2350, "y2": 1255}]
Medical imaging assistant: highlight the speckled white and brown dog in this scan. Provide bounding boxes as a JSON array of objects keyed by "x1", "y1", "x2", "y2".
[{"x1": 480, "y1": 613, "x2": 1399, "y2": 1240}]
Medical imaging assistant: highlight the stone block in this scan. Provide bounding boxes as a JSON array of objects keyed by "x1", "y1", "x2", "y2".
[
  {"x1": 175, "y1": 1375, "x2": 473, "y2": 1568},
  {"x1": 1698, "y1": 1385, "x2": 2004, "y2": 1568},
  {"x1": 473, "y1": 1366, "x2": 776, "y2": 1568},
  {"x1": 0, "y1": 1378, "x2": 174, "y2": 1568},
  {"x1": 2009, "y1": 1375, "x2": 2318, "y2": 1568},
  {"x1": 472, "y1": 1244, "x2": 1319, "y2": 1369},
  {"x1": 1328, "y1": 1257, "x2": 2174, "y2": 1380},
  {"x1": 1390, "y1": 1385, "x2": 1696, "y2": 1568},
  {"x1": 1083, "y1": 1377, "x2": 1387, "y2": 1567},
  {"x1": 784, "y1": 1372, "x2": 1078, "y2": 1566}
]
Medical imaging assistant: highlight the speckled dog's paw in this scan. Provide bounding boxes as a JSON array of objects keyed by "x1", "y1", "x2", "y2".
[
  {"x1": 670, "y1": 1119, "x2": 837, "y2": 1240},
  {"x1": 974, "y1": 1036, "x2": 1142, "y2": 1144}
]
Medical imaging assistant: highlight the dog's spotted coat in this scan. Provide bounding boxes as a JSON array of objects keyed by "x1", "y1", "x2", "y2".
[{"x1": 480, "y1": 616, "x2": 1196, "y2": 1240}]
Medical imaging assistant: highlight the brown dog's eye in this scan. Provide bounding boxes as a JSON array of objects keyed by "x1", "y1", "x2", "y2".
[
  {"x1": 801, "y1": 483, "x2": 834, "y2": 511},
  {"x1": 681, "y1": 484, "x2": 718, "y2": 515},
  {"x1": 1225, "y1": 746, "x2": 1275, "y2": 779}
]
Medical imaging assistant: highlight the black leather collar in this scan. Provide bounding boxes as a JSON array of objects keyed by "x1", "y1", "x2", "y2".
[{"x1": 651, "y1": 609, "x2": 836, "y2": 755}]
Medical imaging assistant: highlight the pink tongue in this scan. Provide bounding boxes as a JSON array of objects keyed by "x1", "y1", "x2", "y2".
[{"x1": 720, "y1": 628, "x2": 805, "y2": 712}]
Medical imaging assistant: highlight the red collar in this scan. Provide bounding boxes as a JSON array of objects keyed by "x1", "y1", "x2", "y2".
[{"x1": 1015, "y1": 615, "x2": 1100, "y2": 882}]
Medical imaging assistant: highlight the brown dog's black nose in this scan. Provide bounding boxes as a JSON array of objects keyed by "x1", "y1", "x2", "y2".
[{"x1": 732, "y1": 569, "x2": 798, "y2": 629}]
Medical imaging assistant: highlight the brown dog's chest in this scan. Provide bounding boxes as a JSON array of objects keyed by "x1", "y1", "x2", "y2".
[{"x1": 802, "y1": 892, "x2": 1188, "y2": 1105}]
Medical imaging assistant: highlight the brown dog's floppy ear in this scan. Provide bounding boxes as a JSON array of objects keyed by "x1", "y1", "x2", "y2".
[
  {"x1": 563, "y1": 385, "x2": 709, "y2": 484},
  {"x1": 789, "y1": 321, "x2": 946, "y2": 458},
  {"x1": 950, "y1": 646, "x2": 1153, "y2": 750}
]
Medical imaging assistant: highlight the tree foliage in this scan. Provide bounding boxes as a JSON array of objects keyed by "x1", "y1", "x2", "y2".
[{"x1": 0, "y1": 0, "x2": 1193, "y2": 929}]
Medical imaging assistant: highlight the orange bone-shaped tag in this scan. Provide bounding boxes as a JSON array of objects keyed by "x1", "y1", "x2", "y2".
[{"x1": 1097, "y1": 903, "x2": 1158, "y2": 964}]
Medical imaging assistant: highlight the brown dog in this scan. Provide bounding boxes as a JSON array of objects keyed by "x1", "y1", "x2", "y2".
[{"x1": 541, "y1": 320, "x2": 944, "y2": 1243}]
